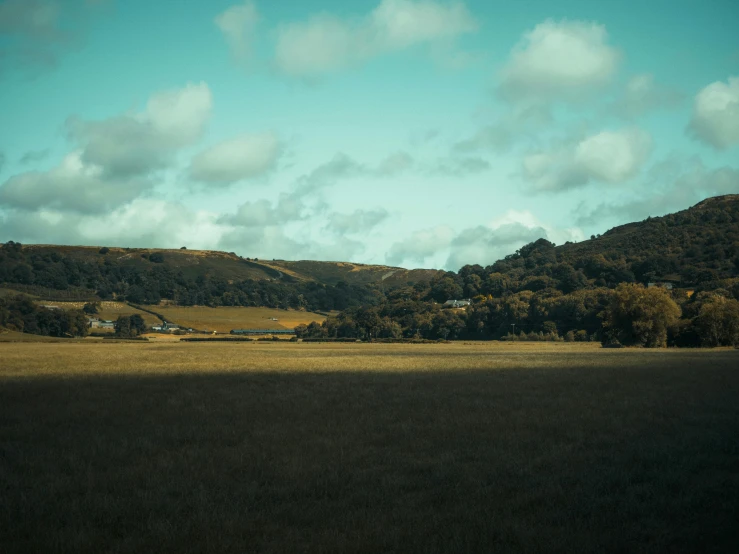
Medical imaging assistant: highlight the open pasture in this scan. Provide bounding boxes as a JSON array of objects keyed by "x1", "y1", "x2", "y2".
[
  {"x1": 141, "y1": 305, "x2": 326, "y2": 333},
  {"x1": 1, "y1": 342, "x2": 738, "y2": 553}
]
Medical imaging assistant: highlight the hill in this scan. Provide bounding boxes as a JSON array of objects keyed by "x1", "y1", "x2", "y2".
[
  {"x1": 294, "y1": 195, "x2": 739, "y2": 345},
  {"x1": 1, "y1": 195, "x2": 738, "y2": 317},
  {"x1": 259, "y1": 259, "x2": 441, "y2": 287},
  {"x1": 482, "y1": 194, "x2": 739, "y2": 289},
  {"x1": 0, "y1": 242, "x2": 442, "y2": 312}
]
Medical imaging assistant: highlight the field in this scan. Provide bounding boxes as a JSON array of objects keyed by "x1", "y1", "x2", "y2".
[
  {"x1": 33, "y1": 300, "x2": 162, "y2": 327},
  {"x1": 1, "y1": 342, "x2": 738, "y2": 553},
  {"x1": 141, "y1": 305, "x2": 326, "y2": 333}
]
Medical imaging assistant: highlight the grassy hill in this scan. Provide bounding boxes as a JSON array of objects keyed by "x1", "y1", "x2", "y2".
[
  {"x1": 260, "y1": 259, "x2": 442, "y2": 287},
  {"x1": 21, "y1": 245, "x2": 280, "y2": 282}
]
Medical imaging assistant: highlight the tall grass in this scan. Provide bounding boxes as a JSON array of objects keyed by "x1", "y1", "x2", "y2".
[{"x1": 1, "y1": 342, "x2": 738, "y2": 553}]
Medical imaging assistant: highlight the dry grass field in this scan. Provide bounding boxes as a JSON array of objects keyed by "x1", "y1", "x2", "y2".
[
  {"x1": 141, "y1": 305, "x2": 326, "y2": 332},
  {"x1": 1, "y1": 341, "x2": 738, "y2": 553}
]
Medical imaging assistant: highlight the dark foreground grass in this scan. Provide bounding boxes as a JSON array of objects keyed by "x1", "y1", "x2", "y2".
[{"x1": 1, "y1": 344, "x2": 738, "y2": 553}]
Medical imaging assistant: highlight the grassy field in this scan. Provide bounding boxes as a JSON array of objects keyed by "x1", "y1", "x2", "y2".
[
  {"x1": 35, "y1": 300, "x2": 161, "y2": 327},
  {"x1": 142, "y1": 305, "x2": 326, "y2": 333},
  {"x1": 0, "y1": 328, "x2": 77, "y2": 342},
  {"x1": 1, "y1": 342, "x2": 738, "y2": 553}
]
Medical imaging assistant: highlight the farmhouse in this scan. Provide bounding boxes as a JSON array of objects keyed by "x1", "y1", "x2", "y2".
[
  {"x1": 89, "y1": 318, "x2": 115, "y2": 329},
  {"x1": 151, "y1": 322, "x2": 180, "y2": 332},
  {"x1": 443, "y1": 299, "x2": 471, "y2": 309}
]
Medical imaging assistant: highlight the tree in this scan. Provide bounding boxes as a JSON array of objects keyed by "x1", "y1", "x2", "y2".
[
  {"x1": 129, "y1": 314, "x2": 147, "y2": 336},
  {"x1": 601, "y1": 284, "x2": 681, "y2": 347},
  {"x1": 694, "y1": 296, "x2": 739, "y2": 346},
  {"x1": 115, "y1": 314, "x2": 147, "y2": 337},
  {"x1": 83, "y1": 302, "x2": 100, "y2": 315},
  {"x1": 114, "y1": 316, "x2": 132, "y2": 337}
]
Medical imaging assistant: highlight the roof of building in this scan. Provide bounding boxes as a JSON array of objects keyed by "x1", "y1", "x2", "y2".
[{"x1": 443, "y1": 299, "x2": 471, "y2": 307}]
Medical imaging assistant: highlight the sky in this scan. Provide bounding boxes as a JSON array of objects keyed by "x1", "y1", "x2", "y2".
[{"x1": 0, "y1": 0, "x2": 738, "y2": 271}]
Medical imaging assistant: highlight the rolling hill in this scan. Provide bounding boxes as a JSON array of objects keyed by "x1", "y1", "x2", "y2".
[{"x1": 1, "y1": 194, "x2": 738, "y2": 312}]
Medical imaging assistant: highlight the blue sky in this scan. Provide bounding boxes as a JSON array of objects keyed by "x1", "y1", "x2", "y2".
[{"x1": 0, "y1": 0, "x2": 738, "y2": 270}]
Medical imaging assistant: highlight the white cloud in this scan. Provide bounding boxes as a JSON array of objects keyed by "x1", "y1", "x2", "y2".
[
  {"x1": 431, "y1": 156, "x2": 490, "y2": 176},
  {"x1": 376, "y1": 151, "x2": 414, "y2": 176},
  {"x1": 326, "y1": 208, "x2": 389, "y2": 235},
  {"x1": 0, "y1": 198, "x2": 226, "y2": 250},
  {"x1": 384, "y1": 210, "x2": 584, "y2": 269},
  {"x1": 220, "y1": 194, "x2": 304, "y2": 227},
  {"x1": 523, "y1": 127, "x2": 652, "y2": 191},
  {"x1": 574, "y1": 128, "x2": 653, "y2": 182},
  {"x1": 190, "y1": 133, "x2": 280, "y2": 184},
  {"x1": 274, "y1": 0, "x2": 478, "y2": 77},
  {"x1": 445, "y1": 210, "x2": 583, "y2": 270},
  {"x1": 577, "y1": 155, "x2": 739, "y2": 225},
  {"x1": 67, "y1": 82, "x2": 213, "y2": 177},
  {"x1": 499, "y1": 19, "x2": 620, "y2": 102},
  {"x1": 369, "y1": 0, "x2": 477, "y2": 49},
  {"x1": 0, "y1": 151, "x2": 153, "y2": 214},
  {"x1": 215, "y1": 1, "x2": 259, "y2": 63},
  {"x1": 294, "y1": 153, "x2": 365, "y2": 196},
  {"x1": 454, "y1": 105, "x2": 552, "y2": 153},
  {"x1": 688, "y1": 76, "x2": 739, "y2": 149},
  {"x1": 218, "y1": 225, "x2": 311, "y2": 260},
  {"x1": 386, "y1": 225, "x2": 454, "y2": 266},
  {"x1": 0, "y1": 0, "x2": 108, "y2": 76},
  {"x1": 294, "y1": 151, "x2": 416, "y2": 196},
  {"x1": 610, "y1": 73, "x2": 683, "y2": 119}
]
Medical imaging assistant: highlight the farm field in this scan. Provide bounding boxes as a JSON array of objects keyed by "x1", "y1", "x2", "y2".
[
  {"x1": 141, "y1": 305, "x2": 326, "y2": 333},
  {"x1": 34, "y1": 300, "x2": 161, "y2": 327},
  {"x1": 1, "y1": 342, "x2": 738, "y2": 553}
]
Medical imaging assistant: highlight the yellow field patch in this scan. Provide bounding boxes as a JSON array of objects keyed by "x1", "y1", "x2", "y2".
[{"x1": 142, "y1": 305, "x2": 326, "y2": 333}]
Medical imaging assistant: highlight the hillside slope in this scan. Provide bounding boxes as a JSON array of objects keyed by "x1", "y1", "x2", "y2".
[
  {"x1": 0, "y1": 242, "x2": 441, "y2": 311},
  {"x1": 260, "y1": 260, "x2": 441, "y2": 287},
  {"x1": 484, "y1": 194, "x2": 739, "y2": 287},
  {"x1": 1, "y1": 195, "x2": 737, "y2": 309}
]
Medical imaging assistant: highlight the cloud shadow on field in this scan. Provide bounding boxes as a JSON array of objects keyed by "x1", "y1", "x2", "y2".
[{"x1": 2, "y1": 355, "x2": 739, "y2": 553}]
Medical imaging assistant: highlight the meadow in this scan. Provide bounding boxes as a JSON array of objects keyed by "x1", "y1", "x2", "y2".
[
  {"x1": 1, "y1": 341, "x2": 738, "y2": 553},
  {"x1": 141, "y1": 305, "x2": 326, "y2": 333},
  {"x1": 25, "y1": 301, "x2": 326, "y2": 333}
]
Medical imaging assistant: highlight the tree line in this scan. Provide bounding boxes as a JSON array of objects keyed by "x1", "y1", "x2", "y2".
[
  {"x1": 0, "y1": 242, "x2": 383, "y2": 312},
  {"x1": 296, "y1": 280, "x2": 739, "y2": 348},
  {"x1": 2, "y1": 196, "x2": 738, "y2": 346},
  {"x1": 0, "y1": 295, "x2": 89, "y2": 338}
]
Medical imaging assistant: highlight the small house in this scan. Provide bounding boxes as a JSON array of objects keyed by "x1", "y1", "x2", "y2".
[{"x1": 443, "y1": 299, "x2": 471, "y2": 309}]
